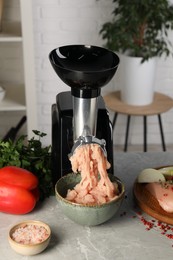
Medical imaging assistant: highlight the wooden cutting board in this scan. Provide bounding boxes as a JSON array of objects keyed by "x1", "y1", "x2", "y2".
[{"x1": 134, "y1": 181, "x2": 173, "y2": 225}]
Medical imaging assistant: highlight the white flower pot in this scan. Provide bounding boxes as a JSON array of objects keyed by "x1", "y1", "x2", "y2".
[{"x1": 119, "y1": 54, "x2": 156, "y2": 106}]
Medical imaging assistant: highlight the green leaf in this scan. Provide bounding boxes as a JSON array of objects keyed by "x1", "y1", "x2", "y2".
[
  {"x1": 0, "y1": 130, "x2": 53, "y2": 201},
  {"x1": 99, "y1": 0, "x2": 173, "y2": 61}
]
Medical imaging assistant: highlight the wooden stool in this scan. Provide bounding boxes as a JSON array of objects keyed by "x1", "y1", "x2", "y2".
[{"x1": 103, "y1": 91, "x2": 173, "y2": 152}]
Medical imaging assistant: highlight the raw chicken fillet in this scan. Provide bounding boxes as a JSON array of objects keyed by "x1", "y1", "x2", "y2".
[{"x1": 146, "y1": 182, "x2": 173, "y2": 213}]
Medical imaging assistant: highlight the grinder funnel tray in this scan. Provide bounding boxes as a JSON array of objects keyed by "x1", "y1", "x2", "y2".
[{"x1": 49, "y1": 45, "x2": 119, "y2": 90}]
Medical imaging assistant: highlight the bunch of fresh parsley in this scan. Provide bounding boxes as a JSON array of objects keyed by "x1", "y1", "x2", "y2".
[{"x1": 0, "y1": 130, "x2": 54, "y2": 201}]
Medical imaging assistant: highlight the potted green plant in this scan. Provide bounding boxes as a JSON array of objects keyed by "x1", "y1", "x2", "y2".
[{"x1": 99, "y1": 0, "x2": 173, "y2": 105}]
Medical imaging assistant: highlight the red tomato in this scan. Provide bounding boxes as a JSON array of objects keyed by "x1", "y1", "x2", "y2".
[
  {"x1": 0, "y1": 181, "x2": 36, "y2": 214},
  {"x1": 0, "y1": 166, "x2": 38, "y2": 190}
]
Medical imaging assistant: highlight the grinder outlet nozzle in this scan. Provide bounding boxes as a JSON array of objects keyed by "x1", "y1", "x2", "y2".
[{"x1": 69, "y1": 136, "x2": 107, "y2": 158}]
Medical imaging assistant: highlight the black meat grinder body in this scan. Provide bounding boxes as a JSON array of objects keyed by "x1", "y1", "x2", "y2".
[
  {"x1": 49, "y1": 45, "x2": 119, "y2": 184},
  {"x1": 52, "y1": 91, "x2": 114, "y2": 184}
]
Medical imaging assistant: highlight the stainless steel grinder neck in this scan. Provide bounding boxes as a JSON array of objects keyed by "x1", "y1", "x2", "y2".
[
  {"x1": 70, "y1": 87, "x2": 107, "y2": 156},
  {"x1": 71, "y1": 88, "x2": 100, "y2": 141},
  {"x1": 72, "y1": 95, "x2": 97, "y2": 140}
]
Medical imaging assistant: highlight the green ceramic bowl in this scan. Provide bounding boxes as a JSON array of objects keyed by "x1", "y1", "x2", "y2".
[{"x1": 55, "y1": 173, "x2": 125, "y2": 226}]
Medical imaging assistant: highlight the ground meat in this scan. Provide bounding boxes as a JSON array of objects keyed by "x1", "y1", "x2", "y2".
[{"x1": 66, "y1": 143, "x2": 119, "y2": 204}]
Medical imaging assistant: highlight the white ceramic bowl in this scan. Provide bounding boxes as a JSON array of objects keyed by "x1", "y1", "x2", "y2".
[{"x1": 8, "y1": 220, "x2": 51, "y2": 256}]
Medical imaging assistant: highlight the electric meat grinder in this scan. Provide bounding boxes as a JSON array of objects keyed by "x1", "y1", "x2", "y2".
[{"x1": 49, "y1": 45, "x2": 119, "y2": 184}]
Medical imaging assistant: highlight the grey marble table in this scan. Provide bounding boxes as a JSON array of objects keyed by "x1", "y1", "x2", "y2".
[{"x1": 0, "y1": 151, "x2": 173, "y2": 260}]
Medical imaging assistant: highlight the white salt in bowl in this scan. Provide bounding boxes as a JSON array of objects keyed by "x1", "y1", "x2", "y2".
[
  {"x1": 55, "y1": 173, "x2": 125, "y2": 226},
  {"x1": 8, "y1": 220, "x2": 51, "y2": 256}
]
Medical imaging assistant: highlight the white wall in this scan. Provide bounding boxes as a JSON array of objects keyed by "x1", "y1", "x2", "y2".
[
  {"x1": 0, "y1": 0, "x2": 26, "y2": 139},
  {"x1": 32, "y1": 0, "x2": 173, "y2": 147}
]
